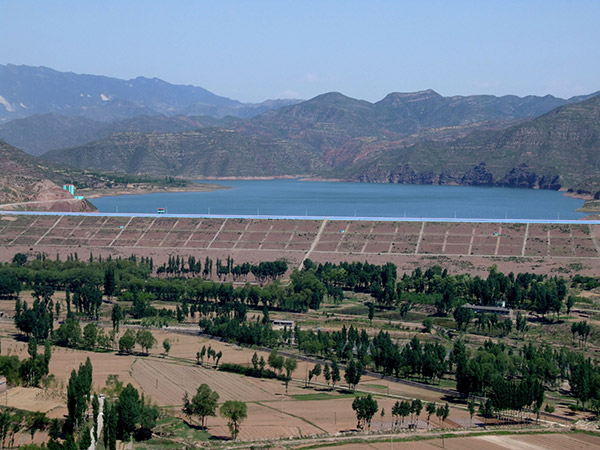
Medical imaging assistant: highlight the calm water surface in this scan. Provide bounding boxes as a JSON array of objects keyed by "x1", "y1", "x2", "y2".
[{"x1": 90, "y1": 180, "x2": 585, "y2": 220}]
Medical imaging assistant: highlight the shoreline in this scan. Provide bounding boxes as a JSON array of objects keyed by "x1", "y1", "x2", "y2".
[
  {"x1": 79, "y1": 178, "x2": 589, "y2": 219},
  {"x1": 199, "y1": 175, "x2": 344, "y2": 182},
  {"x1": 199, "y1": 175, "x2": 307, "y2": 181},
  {"x1": 80, "y1": 182, "x2": 228, "y2": 199}
]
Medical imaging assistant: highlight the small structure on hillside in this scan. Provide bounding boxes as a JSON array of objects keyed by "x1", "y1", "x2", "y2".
[
  {"x1": 271, "y1": 319, "x2": 294, "y2": 330},
  {"x1": 62, "y1": 184, "x2": 85, "y2": 200},
  {"x1": 0, "y1": 376, "x2": 7, "y2": 394}
]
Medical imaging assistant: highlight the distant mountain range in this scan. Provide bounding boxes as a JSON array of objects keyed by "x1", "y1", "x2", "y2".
[
  {"x1": 2, "y1": 64, "x2": 600, "y2": 194},
  {"x1": 0, "y1": 113, "x2": 230, "y2": 156},
  {"x1": 40, "y1": 89, "x2": 600, "y2": 190},
  {"x1": 0, "y1": 64, "x2": 300, "y2": 123},
  {"x1": 342, "y1": 95, "x2": 600, "y2": 190}
]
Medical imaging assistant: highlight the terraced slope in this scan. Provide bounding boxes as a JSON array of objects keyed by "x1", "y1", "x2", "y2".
[{"x1": 2, "y1": 213, "x2": 600, "y2": 276}]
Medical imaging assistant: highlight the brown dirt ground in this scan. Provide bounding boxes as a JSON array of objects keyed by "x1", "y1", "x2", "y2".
[
  {"x1": 315, "y1": 433, "x2": 600, "y2": 450},
  {"x1": 2, "y1": 215, "x2": 600, "y2": 277}
]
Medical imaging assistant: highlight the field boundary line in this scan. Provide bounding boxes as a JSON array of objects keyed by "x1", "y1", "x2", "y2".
[
  {"x1": 387, "y1": 224, "x2": 398, "y2": 253},
  {"x1": 135, "y1": 217, "x2": 157, "y2": 247},
  {"x1": 259, "y1": 222, "x2": 274, "y2": 249},
  {"x1": 569, "y1": 226, "x2": 576, "y2": 256},
  {"x1": 494, "y1": 225, "x2": 502, "y2": 256},
  {"x1": 32, "y1": 215, "x2": 63, "y2": 246},
  {"x1": 207, "y1": 218, "x2": 228, "y2": 249},
  {"x1": 6, "y1": 215, "x2": 41, "y2": 246},
  {"x1": 467, "y1": 227, "x2": 475, "y2": 255},
  {"x1": 88, "y1": 216, "x2": 110, "y2": 241},
  {"x1": 414, "y1": 222, "x2": 426, "y2": 254},
  {"x1": 257, "y1": 401, "x2": 329, "y2": 434},
  {"x1": 108, "y1": 216, "x2": 134, "y2": 247},
  {"x1": 158, "y1": 218, "x2": 179, "y2": 247},
  {"x1": 67, "y1": 216, "x2": 85, "y2": 240},
  {"x1": 521, "y1": 223, "x2": 530, "y2": 256},
  {"x1": 300, "y1": 219, "x2": 328, "y2": 270},
  {"x1": 233, "y1": 219, "x2": 252, "y2": 249},
  {"x1": 360, "y1": 222, "x2": 375, "y2": 253}
]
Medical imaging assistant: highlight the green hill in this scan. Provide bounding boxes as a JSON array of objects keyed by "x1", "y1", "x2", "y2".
[{"x1": 342, "y1": 95, "x2": 600, "y2": 189}]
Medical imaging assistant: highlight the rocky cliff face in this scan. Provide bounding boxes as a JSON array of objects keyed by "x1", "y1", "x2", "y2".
[{"x1": 355, "y1": 162, "x2": 562, "y2": 190}]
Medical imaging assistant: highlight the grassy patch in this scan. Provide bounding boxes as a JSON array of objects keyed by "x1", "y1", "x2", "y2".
[
  {"x1": 291, "y1": 392, "x2": 360, "y2": 401},
  {"x1": 431, "y1": 317, "x2": 456, "y2": 328},
  {"x1": 337, "y1": 304, "x2": 369, "y2": 316},
  {"x1": 134, "y1": 438, "x2": 183, "y2": 450},
  {"x1": 363, "y1": 383, "x2": 387, "y2": 390},
  {"x1": 137, "y1": 415, "x2": 211, "y2": 448}
]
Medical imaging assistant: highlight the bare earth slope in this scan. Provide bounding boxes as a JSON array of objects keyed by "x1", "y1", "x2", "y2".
[
  {"x1": 2, "y1": 214, "x2": 599, "y2": 277},
  {"x1": 0, "y1": 140, "x2": 91, "y2": 211}
]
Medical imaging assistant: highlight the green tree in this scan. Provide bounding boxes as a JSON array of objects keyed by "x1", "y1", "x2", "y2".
[
  {"x1": 566, "y1": 296, "x2": 575, "y2": 316},
  {"x1": 111, "y1": 304, "x2": 123, "y2": 333},
  {"x1": 92, "y1": 394, "x2": 100, "y2": 442},
  {"x1": 104, "y1": 267, "x2": 116, "y2": 298},
  {"x1": 0, "y1": 411, "x2": 12, "y2": 448},
  {"x1": 367, "y1": 302, "x2": 375, "y2": 324},
  {"x1": 48, "y1": 418, "x2": 61, "y2": 440},
  {"x1": 182, "y1": 384, "x2": 220, "y2": 428},
  {"x1": 323, "y1": 364, "x2": 331, "y2": 387},
  {"x1": 309, "y1": 363, "x2": 321, "y2": 387},
  {"x1": 220, "y1": 400, "x2": 247, "y2": 440},
  {"x1": 422, "y1": 317, "x2": 433, "y2": 333},
  {"x1": 78, "y1": 425, "x2": 91, "y2": 450},
  {"x1": 468, "y1": 398, "x2": 476, "y2": 425},
  {"x1": 344, "y1": 359, "x2": 363, "y2": 390},
  {"x1": 12, "y1": 253, "x2": 27, "y2": 266},
  {"x1": 331, "y1": 360, "x2": 341, "y2": 390},
  {"x1": 66, "y1": 359, "x2": 93, "y2": 433},
  {"x1": 103, "y1": 400, "x2": 118, "y2": 450},
  {"x1": 268, "y1": 349, "x2": 284, "y2": 374},
  {"x1": 83, "y1": 323, "x2": 98, "y2": 350},
  {"x1": 426, "y1": 402, "x2": 436, "y2": 428},
  {"x1": 436, "y1": 403, "x2": 450, "y2": 427},
  {"x1": 138, "y1": 394, "x2": 160, "y2": 440},
  {"x1": 53, "y1": 316, "x2": 82, "y2": 348},
  {"x1": 283, "y1": 357, "x2": 298, "y2": 392},
  {"x1": 136, "y1": 330, "x2": 156, "y2": 354},
  {"x1": 117, "y1": 383, "x2": 140, "y2": 441},
  {"x1": 162, "y1": 339, "x2": 171, "y2": 356},
  {"x1": 119, "y1": 329, "x2": 136, "y2": 354},
  {"x1": 397, "y1": 400, "x2": 410, "y2": 426},
  {"x1": 351, "y1": 394, "x2": 378, "y2": 429},
  {"x1": 411, "y1": 399, "x2": 423, "y2": 426},
  {"x1": 453, "y1": 306, "x2": 474, "y2": 332}
]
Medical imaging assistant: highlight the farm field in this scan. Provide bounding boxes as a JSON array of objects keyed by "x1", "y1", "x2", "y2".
[
  {"x1": 308, "y1": 432, "x2": 600, "y2": 450},
  {"x1": 0, "y1": 316, "x2": 508, "y2": 444},
  {"x1": 2, "y1": 213, "x2": 600, "y2": 276},
  {"x1": 2, "y1": 213, "x2": 600, "y2": 447}
]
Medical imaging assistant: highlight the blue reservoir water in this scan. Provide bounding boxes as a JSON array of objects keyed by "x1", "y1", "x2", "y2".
[{"x1": 89, "y1": 179, "x2": 585, "y2": 220}]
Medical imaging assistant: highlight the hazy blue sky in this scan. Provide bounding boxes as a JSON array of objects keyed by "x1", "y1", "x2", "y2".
[{"x1": 2, "y1": 1, "x2": 599, "y2": 102}]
